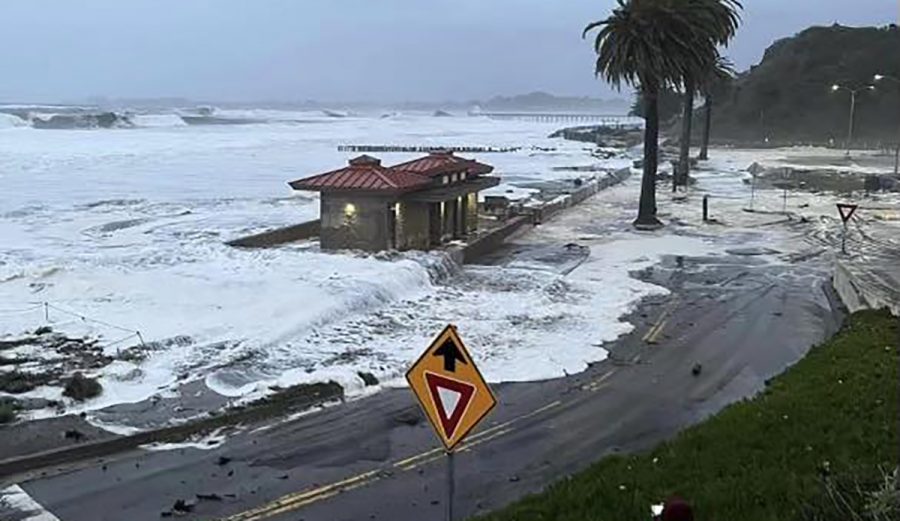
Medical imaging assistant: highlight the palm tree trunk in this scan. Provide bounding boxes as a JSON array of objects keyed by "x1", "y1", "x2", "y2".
[
  {"x1": 676, "y1": 78, "x2": 695, "y2": 190},
  {"x1": 699, "y1": 95, "x2": 712, "y2": 161},
  {"x1": 634, "y1": 85, "x2": 663, "y2": 230}
]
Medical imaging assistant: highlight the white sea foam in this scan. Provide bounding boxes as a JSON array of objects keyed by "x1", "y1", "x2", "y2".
[
  {"x1": 2, "y1": 112, "x2": 773, "y2": 422},
  {"x1": 130, "y1": 113, "x2": 188, "y2": 128}
]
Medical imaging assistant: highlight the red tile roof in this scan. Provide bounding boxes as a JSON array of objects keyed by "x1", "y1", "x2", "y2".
[
  {"x1": 288, "y1": 155, "x2": 430, "y2": 193},
  {"x1": 389, "y1": 150, "x2": 494, "y2": 177}
]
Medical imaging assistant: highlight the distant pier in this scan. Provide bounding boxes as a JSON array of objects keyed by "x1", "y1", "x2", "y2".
[
  {"x1": 478, "y1": 112, "x2": 640, "y2": 127},
  {"x1": 337, "y1": 145, "x2": 521, "y2": 153}
]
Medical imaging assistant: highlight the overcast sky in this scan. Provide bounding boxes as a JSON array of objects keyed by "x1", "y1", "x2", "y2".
[{"x1": 0, "y1": 0, "x2": 894, "y2": 103}]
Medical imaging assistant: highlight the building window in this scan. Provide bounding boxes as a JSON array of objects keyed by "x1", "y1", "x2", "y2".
[
  {"x1": 461, "y1": 172, "x2": 467, "y2": 181},
  {"x1": 344, "y1": 203, "x2": 357, "y2": 217},
  {"x1": 443, "y1": 176, "x2": 449, "y2": 185}
]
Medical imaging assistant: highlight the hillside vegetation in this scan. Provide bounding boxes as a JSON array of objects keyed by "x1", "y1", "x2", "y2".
[{"x1": 708, "y1": 24, "x2": 900, "y2": 146}]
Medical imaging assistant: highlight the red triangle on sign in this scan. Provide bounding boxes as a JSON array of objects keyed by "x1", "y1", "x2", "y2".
[
  {"x1": 425, "y1": 372, "x2": 476, "y2": 440},
  {"x1": 837, "y1": 203, "x2": 858, "y2": 223}
]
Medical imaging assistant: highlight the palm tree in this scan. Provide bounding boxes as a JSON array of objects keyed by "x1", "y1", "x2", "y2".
[
  {"x1": 698, "y1": 58, "x2": 735, "y2": 160},
  {"x1": 674, "y1": 0, "x2": 742, "y2": 188},
  {"x1": 585, "y1": 0, "x2": 739, "y2": 228}
]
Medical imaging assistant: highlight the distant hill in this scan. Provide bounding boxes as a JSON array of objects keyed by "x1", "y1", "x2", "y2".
[{"x1": 708, "y1": 24, "x2": 900, "y2": 146}]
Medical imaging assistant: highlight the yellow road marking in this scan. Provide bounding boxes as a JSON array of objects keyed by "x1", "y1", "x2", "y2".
[
  {"x1": 222, "y1": 399, "x2": 563, "y2": 520},
  {"x1": 642, "y1": 296, "x2": 680, "y2": 344},
  {"x1": 222, "y1": 470, "x2": 382, "y2": 521},
  {"x1": 398, "y1": 428, "x2": 513, "y2": 471},
  {"x1": 393, "y1": 399, "x2": 561, "y2": 469},
  {"x1": 581, "y1": 369, "x2": 615, "y2": 392}
]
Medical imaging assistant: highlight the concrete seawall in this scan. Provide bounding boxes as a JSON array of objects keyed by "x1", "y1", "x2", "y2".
[
  {"x1": 456, "y1": 167, "x2": 632, "y2": 263},
  {"x1": 833, "y1": 259, "x2": 900, "y2": 317},
  {"x1": 226, "y1": 220, "x2": 321, "y2": 248}
]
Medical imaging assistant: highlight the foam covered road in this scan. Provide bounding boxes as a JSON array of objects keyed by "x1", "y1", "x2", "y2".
[{"x1": 5, "y1": 253, "x2": 844, "y2": 521}]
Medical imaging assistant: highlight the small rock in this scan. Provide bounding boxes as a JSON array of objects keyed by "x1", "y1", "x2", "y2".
[
  {"x1": 394, "y1": 409, "x2": 422, "y2": 426},
  {"x1": 196, "y1": 493, "x2": 223, "y2": 502},
  {"x1": 509, "y1": 475, "x2": 520, "y2": 482},
  {"x1": 216, "y1": 456, "x2": 232, "y2": 466},
  {"x1": 64, "y1": 429, "x2": 85, "y2": 441},
  {"x1": 691, "y1": 363, "x2": 703, "y2": 376},
  {"x1": 172, "y1": 499, "x2": 195, "y2": 513},
  {"x1": 357, "y1": 372, "x2": 379, "y2": 387}
]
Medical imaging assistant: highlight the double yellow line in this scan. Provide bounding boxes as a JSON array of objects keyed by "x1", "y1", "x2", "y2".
[
  {"x1": 222, "y1": 400, "x2": 563, "y2": 521},
  {"x1": 642, "y1": 295, "x2": 680, "y2": 344},
  {"x1": 581, "y1": 369, "x2": 616, "y2": 392}
]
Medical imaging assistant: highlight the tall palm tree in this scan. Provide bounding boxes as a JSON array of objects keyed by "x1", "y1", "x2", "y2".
[
  {"x1": 675, "y1": 0, "x2": 742, "y2": 188},
  {"x1": 698, "y1": 57, "x2": 735, "y2": 160},
  {"x1": 585, "y1": 0, "x2": 731, "y2": 228}
]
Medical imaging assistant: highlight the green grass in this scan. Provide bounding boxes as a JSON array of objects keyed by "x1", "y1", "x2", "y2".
[{"x1": 475, "y1": 310, "x2": 898, "y2": 521}]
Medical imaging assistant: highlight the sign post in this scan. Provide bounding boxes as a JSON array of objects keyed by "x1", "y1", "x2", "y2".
[
  {"x1": 446, "y1": 450, "x2": 455, "y2": 521},
  {"x1": 836, "y1": 203, "x2": 858, "y2": 254},
  {"x1": 406, "y1": 325, "x2": 497, "y2": 521}
]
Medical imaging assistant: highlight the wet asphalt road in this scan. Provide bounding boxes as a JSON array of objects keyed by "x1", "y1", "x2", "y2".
[{"x1": 1, "y1": 247, "x2": 845, "y2": 521}]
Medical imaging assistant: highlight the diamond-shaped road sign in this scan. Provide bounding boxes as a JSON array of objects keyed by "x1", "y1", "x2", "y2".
[{"x1": 406, "y1": 325, "x2": 497, "y2": 451}]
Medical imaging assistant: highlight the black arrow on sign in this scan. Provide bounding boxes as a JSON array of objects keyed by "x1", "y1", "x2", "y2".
[{"x1": 433, "y1": 338, "x2": 468, "y2": 373}]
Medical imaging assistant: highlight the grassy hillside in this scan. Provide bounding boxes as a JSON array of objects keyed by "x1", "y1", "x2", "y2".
[
  {"x1": 708, "y1": 25, "x2": 900, "y2": 147},
  {"x1": 475, "y1": 310, "x2": 899, "y2": 521}
]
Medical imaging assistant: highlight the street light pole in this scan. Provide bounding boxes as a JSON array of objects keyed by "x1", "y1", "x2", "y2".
[
  {"x1": 874, "y1": 74, "x2": 900, "y2": 176},
  {"x1": 832, "y1": 84, "x2": 875, "y2": 158},
  {"x1": 846, "y1": 90, "x2": 857, "y2": 158}
]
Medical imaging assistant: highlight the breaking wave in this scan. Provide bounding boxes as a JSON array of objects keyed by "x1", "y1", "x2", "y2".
[
  {"x1": 130, "y1": 114, "x2": 188, "y2": 128},
  {"x1": 0, "y1": 112, "x2": 28, "y2": 128},
  {"x1": 31, "y1": 112, "x2": 134, "y2": 129}
]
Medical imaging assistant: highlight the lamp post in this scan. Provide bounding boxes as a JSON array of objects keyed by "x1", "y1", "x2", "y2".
[
  {"x1": 831, "y1": 84, "x2": 875, "y2": 158},
  {"x1": 874, "y1": 74, "x2": 900, "y2": 176}
]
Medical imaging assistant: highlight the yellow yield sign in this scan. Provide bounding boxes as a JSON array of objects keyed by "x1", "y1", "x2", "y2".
[{"x1": 406, "y1": 324, "x2": 497, "y2": 451}]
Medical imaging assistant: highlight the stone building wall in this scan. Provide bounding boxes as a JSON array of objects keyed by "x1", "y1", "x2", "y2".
[
  {"x1": 320, "y1": 193, "x2": 392, "y2": 251},
  {"x1": 396, "y1": 201, "x2": 430, "y2": 250},
  {"x1": 466, "y1": 193, "x2": 479, "y2": 234}
]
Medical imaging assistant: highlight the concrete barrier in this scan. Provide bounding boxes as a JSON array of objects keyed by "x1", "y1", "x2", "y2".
[
  {"x1": 459, "y1": 168, "x2": 632, "y2": 263},
  {"x1": 536, "y1": 168, "x2": 632, "y2": 223},
  {"x1": 458, "y1": 216, "x2": 533, "y2": 263},
  {"x1": 833, "y1": 260, "x2": 900, "y2": 317},
  {"x1": 227, "y1": 220, "x2": 320, "y2": 248},
  {"x1": 0, "y1": 382, "x2": 342, "y2": 480}
]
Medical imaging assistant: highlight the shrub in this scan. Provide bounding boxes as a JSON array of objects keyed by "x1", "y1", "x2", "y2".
[
  {"x1": 62, "y1": 373, "x2": 103, "y2": 401},
  {"x1": 0, "y1": 400, "x2": 19, "y2": 424},
  {"x1": 0, "y1": 370, "x2": 40, "y2": 394}
]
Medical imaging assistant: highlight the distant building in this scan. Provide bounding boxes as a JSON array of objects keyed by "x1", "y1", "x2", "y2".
[{"x1": 288, "y1": 151, "x2": 499, "y2": 252}]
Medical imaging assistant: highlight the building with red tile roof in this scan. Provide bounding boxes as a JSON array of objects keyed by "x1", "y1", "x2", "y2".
[{"x1": 288, "y1": 152, "x2": 500, "y2": 251}]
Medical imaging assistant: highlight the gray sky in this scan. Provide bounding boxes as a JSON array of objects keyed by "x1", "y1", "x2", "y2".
[{"x1": 0, "y1": 0, "x2": 894, "y2": 103}]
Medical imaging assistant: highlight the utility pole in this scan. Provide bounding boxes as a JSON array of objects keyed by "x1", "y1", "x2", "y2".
[
  {"x1": 846, "y1": 90, "x2": 856, "y2": 157},
  {"x1": 874, "y1": 75, "x2": 900, "y2": 176},
  {"x1": 831, "y1": 84, "x2": 875, "y2": 158},
  {"x1": 894, "y1": 141, "x2": 899, "y2": 176}
]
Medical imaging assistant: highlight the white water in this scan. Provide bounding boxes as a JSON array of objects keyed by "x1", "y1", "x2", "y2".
[{"x1": 1, "y1": 111, "x2": 760, "y2": 423}]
